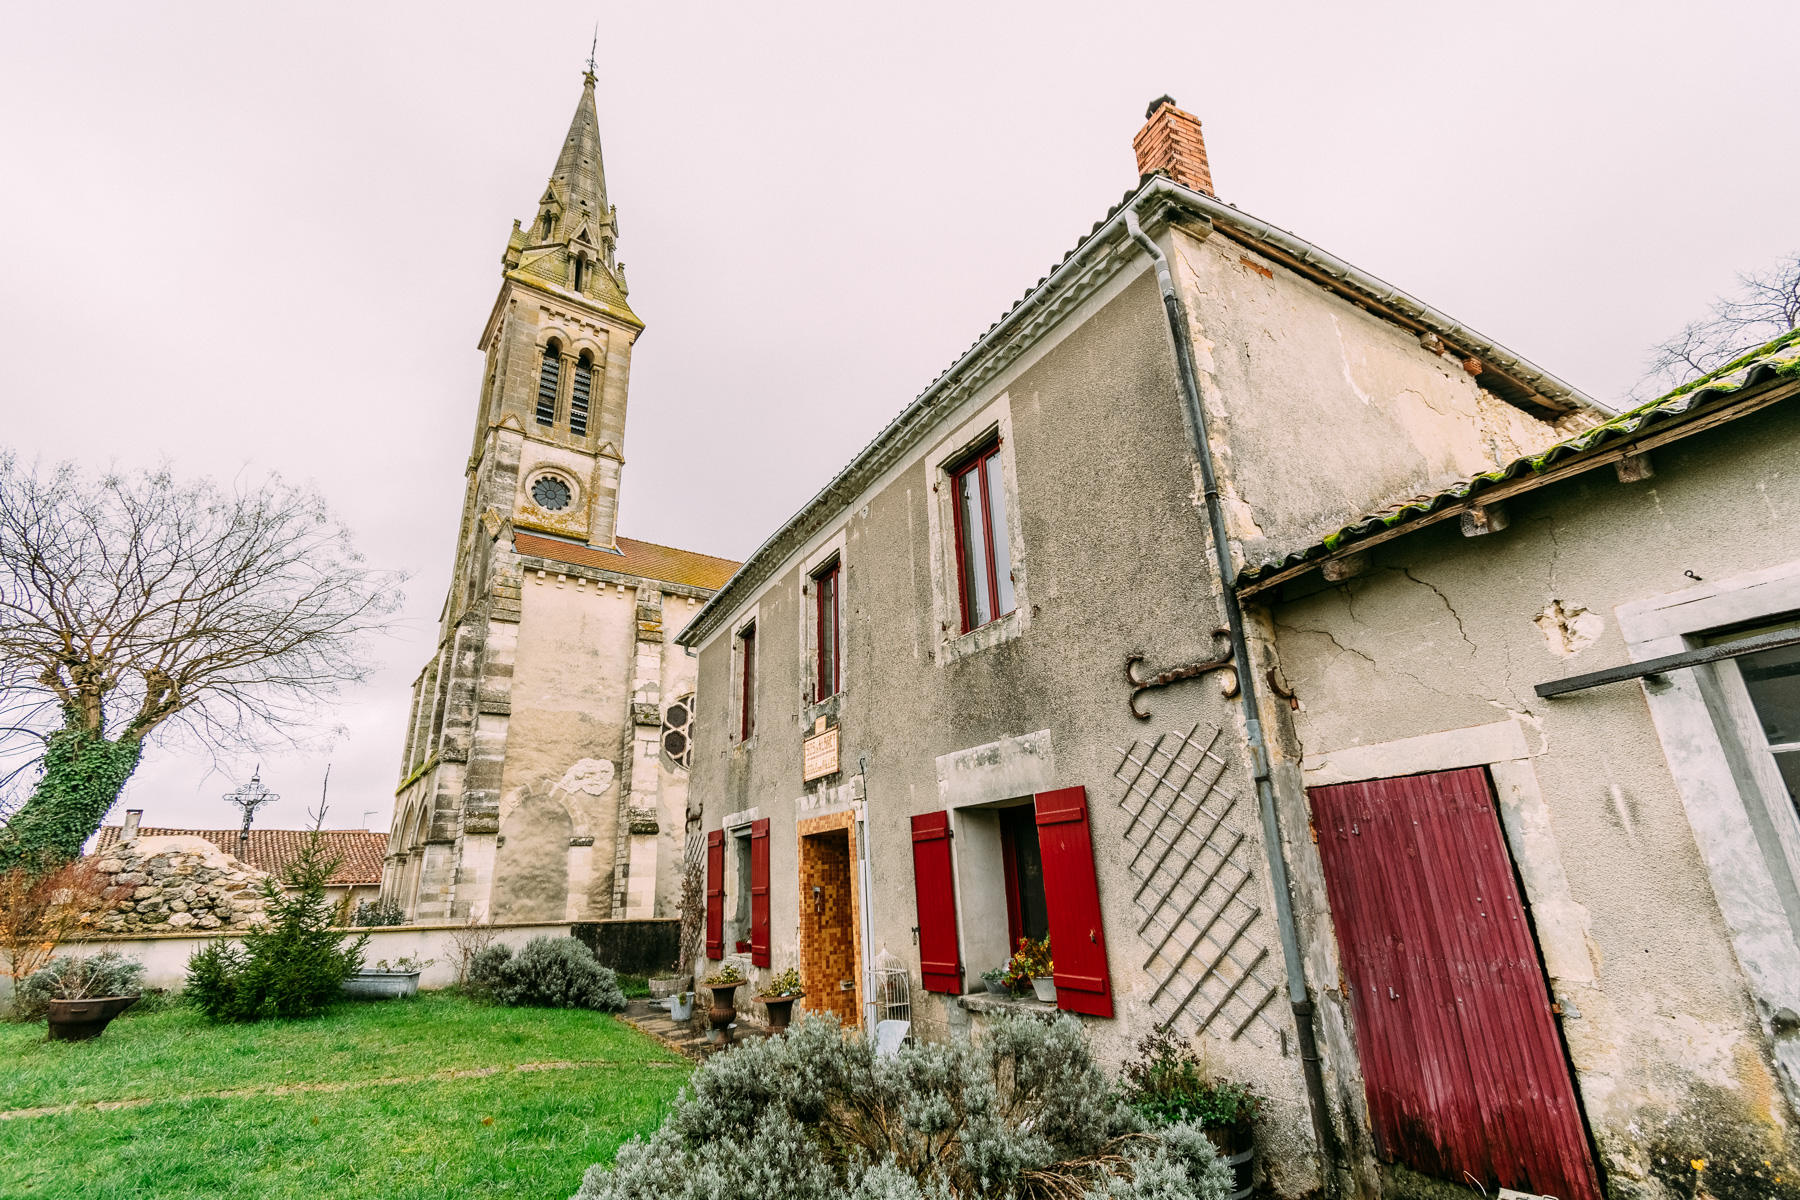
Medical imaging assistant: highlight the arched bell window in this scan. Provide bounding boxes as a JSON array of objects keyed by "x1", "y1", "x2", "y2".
[
  {"x1": 572, "y1": 256, "x2": 585, "y2": 293},
  {"x1": 536, "y1": 341, "x2": 561, "y2": 427},
  {"x1": 540, "y1": 211, "x2": 555, "y2": 240},
  {"x1": 570, "y1": 353, "x2": 593, "y2": 437}
]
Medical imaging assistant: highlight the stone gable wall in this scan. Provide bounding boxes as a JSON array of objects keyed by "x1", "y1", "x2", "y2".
[{"x1": 92, "y1": 836, "x2": 270, "y2": 933}]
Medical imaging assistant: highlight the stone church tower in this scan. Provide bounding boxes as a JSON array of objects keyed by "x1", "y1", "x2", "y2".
[{"x1": 383, "y1": 68, "x2": 738, "y2": 924}]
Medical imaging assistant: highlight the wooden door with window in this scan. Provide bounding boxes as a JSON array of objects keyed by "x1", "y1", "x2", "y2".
[{"x1": 1309, "y1": 767, "x2": 1601, "y2": 1200}]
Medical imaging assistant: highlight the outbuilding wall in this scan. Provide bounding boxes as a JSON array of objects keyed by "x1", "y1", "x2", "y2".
[{"x1": 1260, "y1": 398, "x2": 1800, "y2": 1194}]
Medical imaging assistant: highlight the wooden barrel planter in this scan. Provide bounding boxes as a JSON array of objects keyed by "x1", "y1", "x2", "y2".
[
  {"x1": 1204, "y1": 1119, "x2": 1255, "y2": 1200},
  {"x1": 47, "y1": 996, "x2": 138, "y2": 1042}
]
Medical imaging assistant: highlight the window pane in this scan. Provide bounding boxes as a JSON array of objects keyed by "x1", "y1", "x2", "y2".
[
  {"x1": 1741, "y1": 637, "x2": 1800, "y2": 746},
  {"x1": 985, "y1": 452, "x2": 1014, "y2": 617},
  {"x1": 1775, "y1": 751, "x2": 1800, "y2": 810},
  {"x1": 818, "y1": 568, "x2": 838, "y2": 697},
  {"x1": 958, "y1": 466, "x2": 992, "y2": 628}
]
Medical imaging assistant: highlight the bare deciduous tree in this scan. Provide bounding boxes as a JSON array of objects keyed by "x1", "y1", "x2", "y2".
[
  {"x1": 1635, "y1": 250, "x2": 1800, "y2": 401},
  {"x1": 0, "y1": 454, "x2": 402, "y2": 870}
]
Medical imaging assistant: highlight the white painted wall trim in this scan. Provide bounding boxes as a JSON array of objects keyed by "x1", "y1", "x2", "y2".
[
  {"x1": 936, "y1": 730, "x2": 1056, "y2": 809},
  {"x1": 1614, "y1": 558, "x2": 1800, "y2": 1106}
]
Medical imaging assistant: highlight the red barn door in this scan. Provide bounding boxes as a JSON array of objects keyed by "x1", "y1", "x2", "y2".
[{"x1": 1309, "y1": 767, "x2": 1600, "y2": 1200}]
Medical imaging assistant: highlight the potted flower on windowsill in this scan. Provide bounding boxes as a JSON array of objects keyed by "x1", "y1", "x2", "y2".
[
  {"x1": 758, "y1": 966, "x2": 805, "y2": 1035},
  {"x1": 1120, "y1": 1028, "x2": 1263, "y2": 1200},
  {"x1": 981, "y1": 966, "x2": 1009, "y2": 995},
  {"x1": 1005, "y1": 936, "x2": 1055, "y2": 1004},
  {"x1": 704, "y1": 963, "x2": 745, "y2": 1042}
]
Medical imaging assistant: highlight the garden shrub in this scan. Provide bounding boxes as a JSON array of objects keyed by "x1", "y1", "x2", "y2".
[
  {"x1": 12, "y1": 951, "x2": 145, "y2": 1021},
  {"x1": 184, "y1": 832, "x2": 367, "y2": 1021},
  {"x1": 573, "y1": 1011, "x2": 1235, "y2": 1200},
  {"x1": 469, "y1": 936, "x2": 624, "y2": 1011},
  {"x1": 1120, "y1": 1028, "x2": 1261, "y2": 1129},
  {"x1": 351, "y1": 897, "x2": 406, "y2": 927}
]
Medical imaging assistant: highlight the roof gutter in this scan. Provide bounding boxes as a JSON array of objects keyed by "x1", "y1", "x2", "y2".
[{"x1": 1124, "y1": 202, "x2": 1339, "y2": 1175}]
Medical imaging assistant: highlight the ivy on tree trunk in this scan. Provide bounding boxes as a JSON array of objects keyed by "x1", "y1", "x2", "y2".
[{"x1": 0, "y1": 718, "x2": 143, "y2": 873}]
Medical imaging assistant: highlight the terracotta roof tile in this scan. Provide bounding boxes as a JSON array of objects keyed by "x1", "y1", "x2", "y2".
[
  {"x1": 93, "y1": 826, "x2": 387, "y2": 886},
  {"x1": 514, "y1": 532, "x2": 739, "y2": 591}
]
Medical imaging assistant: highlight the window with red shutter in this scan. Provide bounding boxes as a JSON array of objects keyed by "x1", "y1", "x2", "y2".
[
  {"x1": 705, "y1": 829, "x2": 726, "y2": 960},
  {"x1": 750, "y1": 818, "x2": 771, "y2": 967},
  {"x1": 910, "y1": 811, "x2": 962, "y2": 993},
  {"x1": 1034, "y1": 786, "x2": 1114, "y2": 1017}
]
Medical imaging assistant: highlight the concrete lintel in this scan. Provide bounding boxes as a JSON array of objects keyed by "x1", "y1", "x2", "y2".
[
  {"x1": 1301, "y1": 718, "x2": 1532, "y2": 786},
  {"x1": 936, "y1": 730, "x2": 1055, "y2": 809}
]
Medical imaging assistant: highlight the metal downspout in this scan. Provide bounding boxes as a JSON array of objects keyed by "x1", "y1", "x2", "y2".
[{"x1": 1124, "y1": 206, "x2": 1339, "y2": 1172}]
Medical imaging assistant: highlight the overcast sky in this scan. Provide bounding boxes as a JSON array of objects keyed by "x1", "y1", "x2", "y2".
[{"x1": 2, "y1": 1, "x2": 1795, "y2": 834}]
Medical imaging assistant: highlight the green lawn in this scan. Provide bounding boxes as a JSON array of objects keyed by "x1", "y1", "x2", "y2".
[{"x1": 0, "y1": 992, "x2": 689, "y2": 1199}]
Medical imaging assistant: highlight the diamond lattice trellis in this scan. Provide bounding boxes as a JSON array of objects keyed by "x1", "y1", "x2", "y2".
[{"x1": 1114, "y1": 724, "x2": 1283, "y2": 1045}]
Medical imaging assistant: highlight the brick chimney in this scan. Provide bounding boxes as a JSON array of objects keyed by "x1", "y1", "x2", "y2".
[{"x1": 1133, "y1": 95, "x2": 1214, "y2": 197}]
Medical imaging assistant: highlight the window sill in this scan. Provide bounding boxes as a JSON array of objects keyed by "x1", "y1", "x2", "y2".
[
  {"x1": 956, "y1": 991, "x2": 1063, "y2": 1019},
  {"x1": 803, "y1": 693, "x2": 843, "y2": 727},
  {"x1": 938, "y1": 607, "x2": 1025, "y2": 667}
]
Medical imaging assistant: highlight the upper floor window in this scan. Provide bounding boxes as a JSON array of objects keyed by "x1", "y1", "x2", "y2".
[
  {"x1": 571, "y1": 354, "x2": 593, "y2": 437},
  {"x1": 815, "y1": 560, "x2": 841, "y2": 700},
  {"x1": 739, "y1": 623, "x2": 757, "y2": 741},
  {"x1": 572, "y1": 257, "x2": 586, "y2": 292},
  {"x1": 540, "y1": 211, "x2": 555, "y2": 239},
  {"x1": 536, "y1": 343, "x2": 561, "y2": 426},
  {"x1": 951, "y1": 439, "x2": 1014, "y2": 631}
]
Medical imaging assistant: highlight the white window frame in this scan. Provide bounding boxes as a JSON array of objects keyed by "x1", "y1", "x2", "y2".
[
  {"x1": 1617, "y1": 559, "x2": 1800, "y2": 1087},
  {"x1": 731, "y1": 607, "x2": 760, "y2": 746},
  {"x1": 924, "y1": 393, "x2": 1029, "y2": 667},
  {"x1": 799, "y1": 529, "x2": 848, "y2": 713}
]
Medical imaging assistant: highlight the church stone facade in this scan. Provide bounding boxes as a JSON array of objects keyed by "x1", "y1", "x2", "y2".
[{"x1": 383, "y1": 69, "x2": 738, "y2": 925}]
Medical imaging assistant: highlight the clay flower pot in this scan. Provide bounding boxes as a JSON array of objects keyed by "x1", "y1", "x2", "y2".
[
  {"x1": 47, "y1": 995, "x2": 139, "y2": 1042},
  {"x1": 707, "y1": 981, "x2": 741, "y2": 1043},
  {"x1": 759, "y1": 994, "x2": 799, "y2": 1035}
]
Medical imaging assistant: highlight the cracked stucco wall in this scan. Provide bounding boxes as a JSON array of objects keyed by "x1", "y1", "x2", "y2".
[
  {"x1": 1260, "y1": 399, "x2": 1800, "y2": 1199},
  {"x1": 1168, "y1": 225, "x2": 1581, "y2": 574}
]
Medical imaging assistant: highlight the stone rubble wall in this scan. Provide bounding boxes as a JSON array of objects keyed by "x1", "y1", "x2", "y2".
[{"x1": 92, "y1": 835, "x2": 270, "y2": 933}]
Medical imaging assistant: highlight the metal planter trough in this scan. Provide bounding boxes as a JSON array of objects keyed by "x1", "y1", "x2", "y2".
[{"x1": 342, "y1": 968, "x2": 422, "y2": 999}]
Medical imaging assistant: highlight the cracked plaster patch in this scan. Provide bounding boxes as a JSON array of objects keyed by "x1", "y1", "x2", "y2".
[
  {"x1": 1536, "y1": 599, "x2": 1605, "y2": 657},
  {"x1": 559, "y1": 757, "x2": 616, "y2": 796}
]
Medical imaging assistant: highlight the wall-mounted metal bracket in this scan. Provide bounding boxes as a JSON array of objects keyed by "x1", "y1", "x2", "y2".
[
  {"x1": 1535, "y1": 627, "x2": 1800, "y2": 698},
  {"x1": 1126, "y1": 629, "x2": 1236, "y2": 720}
]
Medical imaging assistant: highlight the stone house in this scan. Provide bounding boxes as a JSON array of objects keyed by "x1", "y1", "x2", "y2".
[
  {"x1": 383, "y1": 68, "x2": 738, "y2": 925},
  {"x1": 675, "y1": 96, "x2": 1800, "y2": 1199}
]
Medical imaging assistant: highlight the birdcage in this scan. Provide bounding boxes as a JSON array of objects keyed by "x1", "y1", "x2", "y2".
[{"x1": 872, "y1": 948, "x2": 912, "y2": 1026}]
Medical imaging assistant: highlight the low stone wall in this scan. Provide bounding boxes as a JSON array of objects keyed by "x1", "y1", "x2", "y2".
[
  {"x1": 572, "y1": 918, "x2": 681, "y2": 976},
  {"x1": 38, "y1": 922, "x2": 577, "y2": 993}
]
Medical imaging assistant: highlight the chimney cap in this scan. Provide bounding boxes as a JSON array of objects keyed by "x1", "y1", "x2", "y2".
[{"x1": 1145, "y1": 95, "x2": 1177, "y2": 119}]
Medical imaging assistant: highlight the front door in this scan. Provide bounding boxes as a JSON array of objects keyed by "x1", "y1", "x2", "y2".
[{"x1": 1309, "y1": 766, "x2": 1601, "y2": 1200}]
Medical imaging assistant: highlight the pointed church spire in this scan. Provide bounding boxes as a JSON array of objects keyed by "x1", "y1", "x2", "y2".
[{"x1": 546, "y1": 68, "x2": 610, "y2": 241}]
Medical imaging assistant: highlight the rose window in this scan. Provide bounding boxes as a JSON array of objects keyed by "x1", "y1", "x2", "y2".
[
  {"x1": 532, "y1": 476, "x2": 572, "y2": 511},
  {"x1": 662, "y1": 695, "x2": 694, "y2": 770}
]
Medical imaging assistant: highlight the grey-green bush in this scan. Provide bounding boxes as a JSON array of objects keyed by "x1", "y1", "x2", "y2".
[
  {"x1": 469, "y1": 936, "x2": 624, "y2": 1011},
  {"x1": 571, "y1": 1011, "x2": 1235, "y2": 1200},
  {"x1": 12, "y1": 951, "x2": 145, "y2": 1021}
]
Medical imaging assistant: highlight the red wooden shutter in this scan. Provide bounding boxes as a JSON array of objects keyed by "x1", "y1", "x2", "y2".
[
  {"x1": 910, "y1": 811, "x2": 962, "y2": 993},
  {"x1": 1310, "y1": 768, "x2": 1601, "y2": 1200},
  {"x1": 705, "y1": 829, "x2": 725, "y2": 960},
  {"x1": 1034, "y1": 786, "x2": 1114, "y2": 1017},
  {"x1": 749, "y1": 818, "x2": 771, "y2": 967}
]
